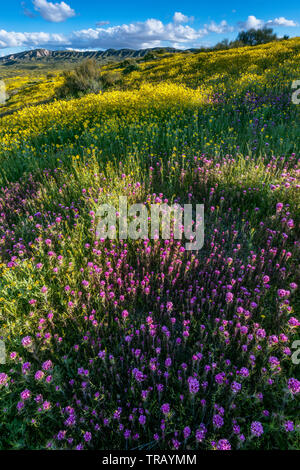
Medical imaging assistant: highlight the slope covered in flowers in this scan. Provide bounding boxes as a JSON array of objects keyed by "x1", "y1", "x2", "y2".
[
  {"x1": 0, "y1": 73, "x2": 64, "y2": 117},
  {"x1": 0, "y1": 39, "x2": 299, "y2": 450},
  {"x1": 104, "y1": 38, "x2": 300, "y2": 92}
]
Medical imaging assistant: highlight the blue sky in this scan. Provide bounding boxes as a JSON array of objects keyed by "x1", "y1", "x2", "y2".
[{"x1": 0, "y1": 0, "x2": 299, "y2": 55}]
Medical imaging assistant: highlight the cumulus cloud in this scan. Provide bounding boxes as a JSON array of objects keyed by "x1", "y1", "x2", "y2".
[
  {"x1": 0, "y1": 17, "x2": 205, "y2": 51},
  {"x1": 205, "y1": 20, "x2": 234, "y2": 34},
  {"x1": 173, "y1": 12, "x2": 189, "y2": 24},
  {"x1": 69, "y1": 18, "x2": 206, "y2": 50},
  {"x1": 239, "y1": 15, "x2": 297, "y2": 30},
  {"x1": 0, "y1": 12, "x2": 298, "y2": 52},
  {"x1": 0, "y1": 29, "x2": 67, "y2": 48},
  {"x1": 267, "y1": 17, "x2": 298, "y2": 27},
  {"x1": 33, "y1": 0, "x2": 76, "y2": 22},
  {"x1": 242, "y1": 15, "x2": 264, "y2": 30}
]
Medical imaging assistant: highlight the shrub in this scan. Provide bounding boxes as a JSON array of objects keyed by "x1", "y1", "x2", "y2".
[
  {"x1": 142, "y1": 51, "x2": 158, "y2": 61},
  {"x1": 56, "y1": 59, "x2": 103, "y2": 98},
  {"x1": 237, "y1": 28, "x2": 277, "y2": 46},
  {"x1": 123, "y1": 60, "x2": 141, "y2": 75},
  {"x1": 100, "y1": 71, "x2": 122, "y2": 89}
]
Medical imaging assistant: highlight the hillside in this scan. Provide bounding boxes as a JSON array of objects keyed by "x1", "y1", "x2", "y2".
[
  {"x1": 1, "y1": 38, "x2": 299, "y2": 117},
  {"x1": 0, "y1": 37, "x2": 299, "y2": 451},
  {"x1": 103, "y1": 37, "x2": 300, "y2": 90},
  {"x1": 0, "y1": 47, "x2": 181, "y2": 66}
]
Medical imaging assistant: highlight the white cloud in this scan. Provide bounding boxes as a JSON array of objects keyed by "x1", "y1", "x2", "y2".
[
  {"x1": 0, "y1": 15, "x2": 207, "y2": 51},
  {"x1": 66, "y1": 47, "x2": 97, "y2": 51},
  {"x1": 173, "y1": 12, "x2": 189, "y2": 24},
  {"x1": 0, "y1": 29, "x2": 67, "y2": 48},
  {"x1": 205, "y1": 20, "x2": 234, "y2": 34},
  {"x1": 267, "y1": 17, "x2": 297, "y2": 27},
  {"x1": 0, "y1": 13, "x2": 298, "y2": 52},
  {"x1": 242, "y1": 15, "x2": 264, "y2": 30},
  {"x1": 239, "y1": 15, "x2": 297, "y2": 30},
  {"x1": 69, "y1": 18, "x2": 205, "y2": 50},
  {"x1": 33, "y1": 0, "x2": 75, "y2": 23}
]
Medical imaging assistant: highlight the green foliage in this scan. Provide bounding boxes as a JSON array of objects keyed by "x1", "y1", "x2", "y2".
[
  {"x1": 122, "y1": 59, "x2": 141, "y2": 74},
  {"x1": 237, "y1": 28, "x2": 277, "y2": 46},
  {"x1": 56, "y1": 59, "x2": 103, "y2": 98},
  {"x1": 142, "y1": 51, "x2": 158, "y2": 61},
  {"x1": 100, "y1": 71, "x2": 122, "y2": 89},
  {"x1": 211, "y1": 28, "x2": 278, "y2": 52},
  {"x1": 56, "y1": 60, "x2": 123, "y2": 98}
]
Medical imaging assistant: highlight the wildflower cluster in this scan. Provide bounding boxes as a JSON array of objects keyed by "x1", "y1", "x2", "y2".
[{"x1": 0, "y1": 39, "x2": 299, "y2": 451}]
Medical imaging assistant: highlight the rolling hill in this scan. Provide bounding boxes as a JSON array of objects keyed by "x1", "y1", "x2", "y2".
[{"x1": 0, "y1": 47, "x2": 183, "y2": 66}]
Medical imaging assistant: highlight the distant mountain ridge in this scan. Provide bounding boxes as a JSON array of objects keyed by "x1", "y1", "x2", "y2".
[{"x1": 0, "y1": 47, "x2": 185, "y2": 65}]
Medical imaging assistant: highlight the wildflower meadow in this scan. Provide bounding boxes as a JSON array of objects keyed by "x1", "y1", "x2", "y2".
[{"x1": 0, "y1": 35, "x2": 299, "y2": 452}]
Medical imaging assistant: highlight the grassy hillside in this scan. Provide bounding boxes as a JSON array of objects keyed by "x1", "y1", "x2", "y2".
[
  {"x1": 1, "y1": 38, "x2": 299, "y2": 116},
  {"x1": 103, "y1": 37, "x2": 300, "y2": 89},
  {"x1": 0, "y1": 73, "x2": 64, "y2": 116},
  {"x1": 0, "y1": 47, "x2": 178, "y2": 79},
  {"x1": 0, "y1": 39, "x2": 299, "y2": 450}
]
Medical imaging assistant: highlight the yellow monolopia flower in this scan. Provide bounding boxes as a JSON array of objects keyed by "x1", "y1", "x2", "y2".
[
  {"x1": 0, "y1": 37, "x2": 299, "y2": 151},
  {"x1": 0, "y1": 82, "x2": 210, "y2": 147}
]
